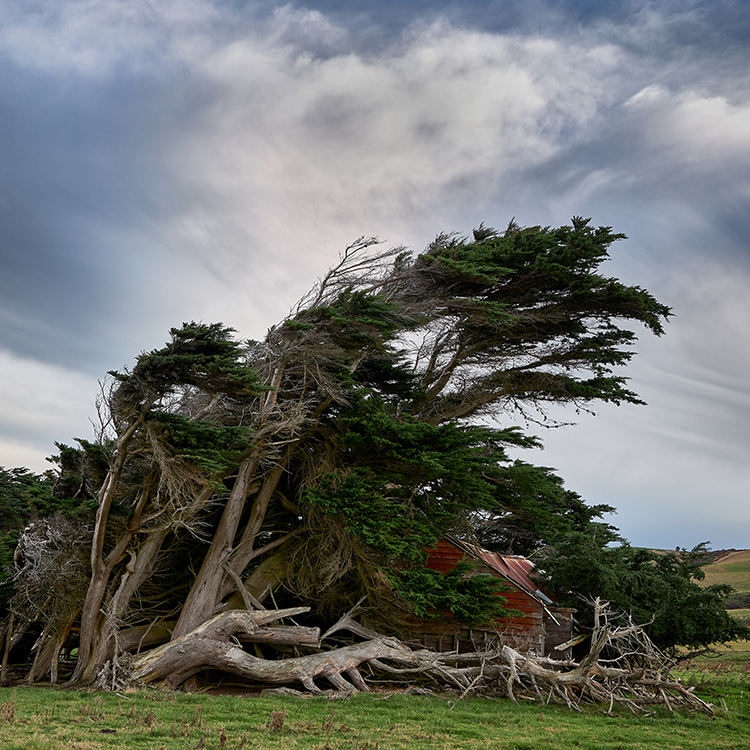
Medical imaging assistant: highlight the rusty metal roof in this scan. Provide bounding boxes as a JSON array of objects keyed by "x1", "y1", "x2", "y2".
[{"x1": 448, "y1": 536, "x2": 555, "y2": 607}]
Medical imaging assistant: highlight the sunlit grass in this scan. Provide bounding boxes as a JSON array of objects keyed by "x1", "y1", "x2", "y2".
[
  {"x1": 700, "y1": 550, "x2": 750, "y2": 594},
  {"x1": 675, "y1": 638, "x2": 750, "y2": 694}
]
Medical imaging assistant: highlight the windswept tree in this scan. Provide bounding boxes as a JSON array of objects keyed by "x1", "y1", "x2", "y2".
[{"x1": 7, "y1": 218, "x2": 675, "y2": 690}]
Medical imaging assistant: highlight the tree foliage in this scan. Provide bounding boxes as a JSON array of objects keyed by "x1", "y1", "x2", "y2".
[
  {"x1": 2, "y1": 218, "x2": 700, "y2": 689},
  {"x1": 536, "y1": 535, "x2": 749, "y2": 654},
  {"x1": 0, "y1": 467, "x2": 57, "y2": 608}
]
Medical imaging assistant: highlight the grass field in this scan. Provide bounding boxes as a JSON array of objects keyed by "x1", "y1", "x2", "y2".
[
  {"x1": 0, "y1": 684, "x2": 748, "y2": 750},
  {"x1": 0, "y1": 638, "x2": 747, "y2": 750},
  {"x1": 675, "y1": 638, "x2": 750, "y2": 688},
  {"x1": 700, "y1": 550, "x2": 750, "y2": 595}
]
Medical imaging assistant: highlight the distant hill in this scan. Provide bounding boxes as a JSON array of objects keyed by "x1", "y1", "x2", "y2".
[{"x1": 700, "y1": 549, "x2": 750, "y2": 610}]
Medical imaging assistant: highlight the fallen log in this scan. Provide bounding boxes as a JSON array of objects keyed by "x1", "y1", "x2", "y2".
[
  {"x1": 122, "y1": 607, "x2": 409, "y2": 692},
  {"x1": 237, "y1": 625, "x2": 320, "y2": 648},
  {"x1": 95, "y1": 599, "x2": 715, "y2": 715},
  {"x1": 133, "y1": 635, "x2": 414, "y2": 692}
]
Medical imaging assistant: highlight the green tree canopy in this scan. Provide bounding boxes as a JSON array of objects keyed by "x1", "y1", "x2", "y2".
[{"x1": 536, "y1": 536, "x2": 748, "y2": 654}]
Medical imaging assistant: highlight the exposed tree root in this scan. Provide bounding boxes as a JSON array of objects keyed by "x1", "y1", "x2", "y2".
[{"x1": 97, "y1": 599, "x2": 713, "y2": 715}]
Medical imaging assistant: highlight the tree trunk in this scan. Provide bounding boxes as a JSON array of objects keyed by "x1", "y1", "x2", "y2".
[
  {"x1": 72, "y1": 448, "x2": 152, "y2": 683},
  {"x1": 83, "y1": 526, "x2": 171, "y2": 681},
  {"x1": 172, "y1": 456, "x2": 260, "y2": 639},
  {"x1": 222, "y1": 551, "x2": 287, "y2": 611},
  {"x1": 28, "y1": 612, "x2": 78, "y2": 684},
  {"x1": 117, "y1": 621, "x2": 177, "y2": 653},
  {"x1": 132, "y1": 608, "x2": 409, "y2": 692},
  {"x1": 223, "y1": 460, "x2": 288, "y2": 590}
]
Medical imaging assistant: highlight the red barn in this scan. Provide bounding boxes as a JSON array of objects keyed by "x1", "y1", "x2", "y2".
[{"x1": 414, "y1": 537, "x2": 575, "y2": 657}]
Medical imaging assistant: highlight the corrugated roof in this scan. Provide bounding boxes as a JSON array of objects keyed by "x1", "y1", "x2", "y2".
[{"x1": 448, "y1": 537, "x2": 555, "y2": 608}]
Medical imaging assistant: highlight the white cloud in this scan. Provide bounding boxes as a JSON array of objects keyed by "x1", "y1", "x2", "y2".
[
  {"x1": 0, "y1": 0, "x2": 219, "y2": 76},
  {"x1": 145, "y1": 21, "x2": 625, "y2": 303},
  {"x1": 626, "y1": 87, "x2": 750, "y2": 165},
  {"x1": 0, "y1": 350, "x2": 99, "y2": 471},
  {"x1": 266, "y1": 3, "x2": 349, "y2": 50}
]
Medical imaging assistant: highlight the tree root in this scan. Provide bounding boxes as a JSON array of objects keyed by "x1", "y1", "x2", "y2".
[{"x1": 100, "y1": 599, "x2": 714, "y2": 715}]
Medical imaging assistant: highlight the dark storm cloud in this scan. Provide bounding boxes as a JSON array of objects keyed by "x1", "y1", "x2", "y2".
[{"x1": 0, "y1": 72, "x2": 158, "y2": 370}]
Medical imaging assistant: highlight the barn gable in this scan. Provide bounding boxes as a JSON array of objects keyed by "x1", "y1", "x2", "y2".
[{"x1": 414, "y1": 537, "x2": 575, "y2": 657}]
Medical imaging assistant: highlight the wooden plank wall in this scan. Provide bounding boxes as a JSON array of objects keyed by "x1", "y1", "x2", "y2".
[
  {"x1": 418, "y1": 538, "x2": 546, "y2": 654},
  {"x1": 543, "y1": 607, "x2": 577, "y2": 658}
]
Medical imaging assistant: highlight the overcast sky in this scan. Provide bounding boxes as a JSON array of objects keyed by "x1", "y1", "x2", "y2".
[{"x1": 1, "y1": 0, "x2": 749, "y2": 550}]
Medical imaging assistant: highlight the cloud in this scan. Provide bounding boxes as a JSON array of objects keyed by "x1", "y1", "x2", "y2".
[
  {"x1": 3, "y1": 2, "x2": 747, "y2": 335},
  {"x1": 0, "y1": 351, "x2": 99, "y2": 472},
  {"x1": 620, "y1": 86, "x2": 750, "y2": 187},
  {"x1": 137, "y1": 17, "x2": 627, "y2": 296},
  {"x1": 1, "y1": 0, "x2": 749, "y2": 545},
  {"x1": 0, "y1": 0, "x2": 224, "y2": 76}
]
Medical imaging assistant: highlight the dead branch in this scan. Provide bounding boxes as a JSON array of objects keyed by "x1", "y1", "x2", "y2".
[{"x1": 91, "y1": 597, "x2": 714, "y2": 715}]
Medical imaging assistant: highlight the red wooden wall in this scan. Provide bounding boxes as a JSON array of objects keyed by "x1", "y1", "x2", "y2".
[{"x1": 415, "y1": 538, "x2": 546, "y2": 653}]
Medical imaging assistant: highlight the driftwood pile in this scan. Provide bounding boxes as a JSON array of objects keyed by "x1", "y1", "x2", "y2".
[{"x1": 94, "y1": 599, "x2": 713, "y2": 715}]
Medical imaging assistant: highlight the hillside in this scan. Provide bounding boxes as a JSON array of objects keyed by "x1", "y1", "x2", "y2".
[{"x1": 700, "y1": 549, "x2": 750, "y2": 609}]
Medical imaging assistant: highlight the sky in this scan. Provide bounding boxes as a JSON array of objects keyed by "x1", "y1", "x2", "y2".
[{"x1": 1, "y1": 0, "x2": 749, "y2": 550}]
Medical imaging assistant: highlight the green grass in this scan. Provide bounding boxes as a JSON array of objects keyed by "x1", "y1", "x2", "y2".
[
  {"x1": 0, "y1": 684, "x2": 747, "y2": 750},
  {"x1": 675, "y1": 639, "x2": 750, "y2": 691},
  {"x1": 700, "y1": 550, "x2": 750, "y2": 595}
]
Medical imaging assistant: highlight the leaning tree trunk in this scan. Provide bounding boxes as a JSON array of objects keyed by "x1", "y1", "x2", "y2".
[
  {"x1": 171, "y1": 455, "x2": 260, "y2": 639},
  {"x1": 82, "y1": 526, "x2": 171, "y2": 681},
  {"x1": 173, "y1": 411, "x2": 302, "y2": 639},
  {"x1": 71, "y1": 425, "x2": 151, "y2": 684}
]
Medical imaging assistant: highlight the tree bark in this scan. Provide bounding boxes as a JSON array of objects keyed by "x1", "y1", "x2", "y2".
[
  {"x1": 83, "y1": 526, "x2": 171, "y2": 680},
  {"x1": 28, "y1": 612, "x2": 78, "y2": 684},
  {"x1": 222, "y1": 460, "x2": 288, "y2": 596},
  {"x1": 117, "y1": 621, "x2": 177, "y2": 653},
  {"x1": 172, "y1": 456, "x2": 259, "y2": 638},
  {"x1": 222, "y1": 551, "x2": 287, "y2": 611},
  {"x1": 72, "y1": 451, "x2": 153, "y2": 683},
  {"x1": 133, "y1": 608, "x2": 409, "y2": 692}
]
